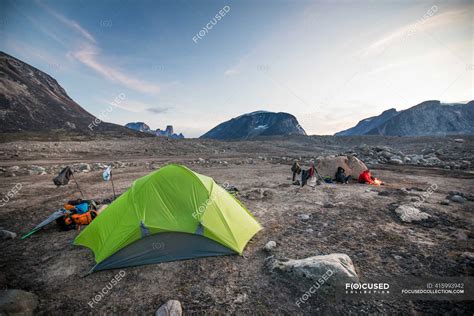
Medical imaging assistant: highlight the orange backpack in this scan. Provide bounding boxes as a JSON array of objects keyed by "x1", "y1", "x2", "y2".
[{"x1": 71, "y1": 210, "x2": 98, "y2": 230}]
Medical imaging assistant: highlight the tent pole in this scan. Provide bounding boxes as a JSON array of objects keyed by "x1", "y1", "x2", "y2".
[
  {"x1": 111, "y1": 171, "x2": 116, "y2": 199},
  {"x1": 71, "y1": 172, "x2": 85, "y2": 199}
]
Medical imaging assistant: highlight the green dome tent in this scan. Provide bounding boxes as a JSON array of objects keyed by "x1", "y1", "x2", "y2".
[{"x1": 74, "y1": 164, "x2": 262, "y2": 272}]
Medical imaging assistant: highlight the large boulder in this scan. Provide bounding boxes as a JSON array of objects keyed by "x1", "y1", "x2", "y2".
[
  {"x1": 0, "y1": 289, "x2": 38, "y2": 315},
  {"x1": 394, "y1": 205, "x2": 431, "y2": 223},
  {"x1": 268, "y1": 253, "x2": 359, "y2": 286},
  {"x1": 155, "y1": 300, "x2": 182, "y2": 316},
  {"x1": 0, "y1": 229, "x2": 17, "y2": 240},
  {"x1": 315, "y1": 155, "x2": 367, "y2": 179}
]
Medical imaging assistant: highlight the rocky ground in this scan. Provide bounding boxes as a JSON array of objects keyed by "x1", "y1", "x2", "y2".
[{"x1": 0, "y1": 135, "x2": 473, "y2": 315}]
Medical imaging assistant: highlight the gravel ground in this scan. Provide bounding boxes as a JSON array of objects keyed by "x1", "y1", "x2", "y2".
[{"x1": 0, "y1": 136, "x2": 473, "y2": 314}]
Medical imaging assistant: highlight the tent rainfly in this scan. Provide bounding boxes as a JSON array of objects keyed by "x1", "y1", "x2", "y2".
[{"x1": 74, "y1": 164, "x2": 262, "y2": 272}]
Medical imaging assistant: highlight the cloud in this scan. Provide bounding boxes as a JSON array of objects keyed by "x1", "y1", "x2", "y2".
[
  {"x1": 36, "y1": 0, "x2": 160, "y2": 95},
  {"x1": 36, "y1": 0, "x2": 96, "y2": 43},
  {"x1": 147, "y1": 107, "x2": 169, "y2": 114},
  {"x1": 362, "y1": 8, "x2": 470, "y2": 56},
  {"x1": 73, "y1": 45, "x2": 161, "y2": 94},
  {"x1": 224, "y1": 67, "x2": 241, "y2": 76},
  {"x1": 224, "y1": 58, "x2": 246, "y2": 76}
]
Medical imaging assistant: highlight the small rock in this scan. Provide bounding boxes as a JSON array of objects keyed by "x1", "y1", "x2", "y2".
[
  {"x1": 198, "y1": 158, "x2": 205, "y2": 163},
  {"x1": 28, "y1": 165, "x2": 45, "y2": 175},
  {"x1": 0, "y1": 229, "x2": 16, "y2": 240},
  {"x1": 77, "y1": 163, "x2": 91, "y2": 172},
  {"x1": 0, "y1": 289, "x2": 38, "y2": 315},
  {"x1": 393, "y1": 255, "x2": 403, "y2": 260},
  {"x1": 298, "y1": 214, "x2": 310, "y2": 221},
  {"x1": 460, "y1": 252, "x2": 474, "y2": 260},
  {"x1": 233, "y1": 293, "x2": 248, "y2": 304},
  {"x1": 455, "y1": 231, "x2": 468, "y2": 240},
  {"x1": 264, "y1": 241, "x2": 277, "y2": 252},
  {"x1": 389, "y1": 158, "x2": 403, "y2": 165},
  {"x1": 454, "y1": 138, "x2": 465, "y2": 143},
  {"x1": 450, "y1": 195, "x2": 465, "y2": 204},
  {"x1": 155, "y1": 300, "x2": 182, "y2": 316},
  {"x1": 440, "y1": 200, "x2": 450, "y2": 205}
]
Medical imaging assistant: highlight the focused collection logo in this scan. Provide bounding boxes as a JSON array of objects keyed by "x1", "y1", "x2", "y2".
[{"x1": 345, "y1": 283, "x2": 390, "y2": 294}]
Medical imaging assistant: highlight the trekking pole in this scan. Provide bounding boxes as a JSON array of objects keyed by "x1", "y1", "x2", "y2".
[
  {"x1": 110, "y1": 171, "x2": 116, "y2": 199},
  {"x1": 71, "y1": 172, "x2": 85, "y2": 199}
]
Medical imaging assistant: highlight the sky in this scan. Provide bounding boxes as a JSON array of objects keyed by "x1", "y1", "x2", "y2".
[{"x1": 0, "y1": 0, "x2": 472, "y2": 137}]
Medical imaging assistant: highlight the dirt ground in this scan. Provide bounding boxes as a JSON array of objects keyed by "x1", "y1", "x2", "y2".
[{"x1": 0, "y1": 136, "x2": 473, "y2": 315}]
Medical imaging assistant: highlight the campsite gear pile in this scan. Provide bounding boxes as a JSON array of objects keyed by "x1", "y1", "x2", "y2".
[
  {"x1": 291, "y1": 156, "x2": 384, "y2": 187},
  {"x1": 21, "y1": 199, "x2": 99, "y2": 239},
  {"x1": 56, "y1": 199, "x2": 99, "y2": 231},
  {"x1": 74, "y1": 164, "x2": 262, "y2": 272},
  {"x1": 22, "y1": 164, "x2": 119, "y2": 239}
]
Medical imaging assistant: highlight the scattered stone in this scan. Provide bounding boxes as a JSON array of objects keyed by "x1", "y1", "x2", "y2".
[
  {"x1": 389, "y1": 158, "x2": 403, "y2": 165},
  {"x1": 460, "y1": 252, "x2": 474, "y2": 261},
  {"x1": 0, "y1": 289, "x2": 38, "y2": 315},
  {"x1": 28, "y1": 165, "x2": 45, "y2": 175},
  {"x1": 454, "y1": 138, "x2": 465, "y2": 143},
  {"x1": 298, "y1": 214, "x2": 310, "y2": 221},
  {"x1": 155, "y1": 300, "x2": 182, "y2": 316},
  {"x1": 233, "y1": 293, "x2": 248, "y2": 304},
  {"x1": 0, "y1": 229, "x2": 17, "y2": 240},
  {"x1": 77, "y1": 163, "x2": 91, "y2": 172},
  {"x1": 440, "y1": 200, "x2": 450, "y2": 206},
  {"x1": 268, "y1": 254, "x2": 359, "y2": 286},
  {"x1": 450, "y1": 195, "x2": 465, "y2": 204},
  {"x1": 264, "y1": 241, "x2": 277, "y2": 252},
  {"x1": 455, "y1": 231, "x2": 468, "y2": 241},
  {"x1": 394, "y1": 205, "x2": 431, "y2": 223}
]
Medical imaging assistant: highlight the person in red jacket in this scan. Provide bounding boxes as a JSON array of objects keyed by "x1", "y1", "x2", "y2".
[{"x1": 358, "y1": 169, "x2": 383, "y2": 185}]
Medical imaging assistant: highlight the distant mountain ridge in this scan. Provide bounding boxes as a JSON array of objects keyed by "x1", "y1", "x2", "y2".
[
  {"x1": 200, "y1": 111, "x2": 306, "y2": 140},
  {"x1": 125, "y1": 122, "x2": 184, "y2": 139},
  {"x1": 0, "y1": 51, "x2": 137, "y2": 136},
  {"x1": 335, "y1": 100, "x2": 474, "y2": 136}
]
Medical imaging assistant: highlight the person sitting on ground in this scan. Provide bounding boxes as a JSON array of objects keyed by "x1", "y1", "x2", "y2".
[
  {"x1": 308, "y1": 162, "x2": 315, "y2": 178},
  {"x1": 291, "y1": 160, "x2": 301, "y2": 182},
  {"x1": 358, "y1": 169, "x2": 384, "y2": 185},
  {"x1": 335, "y1": 167, "x2": 351, "y2": 184}
]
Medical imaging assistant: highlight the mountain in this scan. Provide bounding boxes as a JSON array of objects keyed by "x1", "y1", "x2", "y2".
[
  {"x1": 125, "y1": 122, "x2": 151, "y2": 133},
  {"x1": 125, "y1": 122, "x2": 185, "y2": 139},
  {"x1": 335, "y1": 108, "x2": 398, "y2": 136},
  {"x1": 335, "y1": 100, "x2": 474, "y2": 136},
  {"x1": 0, "y1": 51, "x2": 136, "y2": 136},
  {"x1": 200, "y1": 111, "x2": 306, "y2": 140}
]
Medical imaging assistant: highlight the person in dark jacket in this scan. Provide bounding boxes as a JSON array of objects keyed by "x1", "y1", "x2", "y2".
[
  {"x1": 335, "y1": 167, "x2": 351, "y2": 184},
  {"x1": 291, "y1": 161, "x2": 302, "y2": 182}
]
